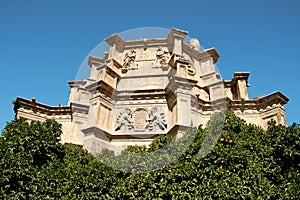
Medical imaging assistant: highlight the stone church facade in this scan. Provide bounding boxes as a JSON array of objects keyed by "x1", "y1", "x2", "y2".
[{"x1": 13, "y1": 28, "x2": 289, "y2": 153}]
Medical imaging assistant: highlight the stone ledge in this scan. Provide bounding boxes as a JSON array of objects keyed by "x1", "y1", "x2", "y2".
[{"x1": 13, "y1": 97, "x2": 71, "y2": 116}]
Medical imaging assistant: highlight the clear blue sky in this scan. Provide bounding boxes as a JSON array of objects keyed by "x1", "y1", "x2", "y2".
[{"x1": 1, "y1": 0, "x2": 299, "y2": 131}]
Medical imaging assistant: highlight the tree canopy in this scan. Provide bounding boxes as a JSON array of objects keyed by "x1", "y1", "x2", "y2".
[{"x1": 0, "y1": 111, "x2": 299, "y2": 199}]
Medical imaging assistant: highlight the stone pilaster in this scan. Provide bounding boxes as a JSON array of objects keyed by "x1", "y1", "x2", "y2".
[
  {"x1": 167, "y1": 28, "x2": 188, "y2": 55},
  {"x1": 233, "y1": 72, "x2": 250, "y2": 100},
  {"x1": 167, "y1": 76, "x2": 196, "y2": 129},
  {"x1": 105, "y1": 34, "x2": 125, "y2": 59}
]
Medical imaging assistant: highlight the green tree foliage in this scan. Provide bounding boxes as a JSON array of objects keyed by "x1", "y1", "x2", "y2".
[
  {"x1": 0, "y1": 118, "x2": 65, "y2": 199},
  {"x1": 0, "y1": 111, "x2": 299, "y2": 199},
  {"x1": 0, "y1": 119, "x2": 117, "y2": 199}
]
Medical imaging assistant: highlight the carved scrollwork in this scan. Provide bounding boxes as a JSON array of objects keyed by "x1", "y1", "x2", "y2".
[
  {"x1": 185, "y1": 62, "x2": 196, "y2": 75},
  {"x1": 177, "y1": 55, "x2": 196, "y2": 75},
  {"x1": 122, "y1": 50, "x2": 136, "y2": 73}
]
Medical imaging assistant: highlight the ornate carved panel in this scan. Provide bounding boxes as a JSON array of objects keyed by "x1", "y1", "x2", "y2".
[{"x1": 114, "y1": 107, "x2": 167, "y2": 133}]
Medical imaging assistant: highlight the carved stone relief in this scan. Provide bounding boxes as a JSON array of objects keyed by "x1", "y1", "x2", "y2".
[
  {"x1": 156, "y1": 47, "x2": 170, "y2": 70},
  {"x1": 115, "y1": 108, "x2": 135, "y2": 132},
  {"x1": 170, "y1": 54, "x2": 196, "y2": 75},
  {"x1": 180, "y1": 62, "x2": 196, "y2": 75},
  {"x1": 145, "y1": 106, "x2": 167, "y2": 132},
  {"x1": 122, "y1": 50, "x2": 136, "y2": 73},
  {"x1": 115, "y1": 106, "x2": 167, "y2": 132}
]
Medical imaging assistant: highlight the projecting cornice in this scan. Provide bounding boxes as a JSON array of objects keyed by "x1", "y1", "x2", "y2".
[
  {"x1": 167, "y1": 28, "x2": 188, "y2": 41},
  {"x1": 12, "y1": 97, "x2": 71, "y2": 116},
  {"x1": 88, "y1": 28, "x2": 221, "y2": 69},
  {"x1": 225, "y1": 72, "x2": 250, "y2": 87},
  {"x1": 202, "y1": 48, "x2": 220, "y2": 64},
  {"x1": 88, "y1": 54, "x2": 108, "y2": 67},
  {"x1": 68, "y1": 80, "x2": 86, "y2": 88},
  {"x1": 227, "y1": 92, "x2": 289, "y2": 110},
  {"x1": 105, "y1": 33, "x2": 126, "y2": 50}
]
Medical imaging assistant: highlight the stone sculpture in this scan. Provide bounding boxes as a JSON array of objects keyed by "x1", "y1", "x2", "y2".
[
  {"x1": 122, "y1": 49, "x2": 136, "y2": 73},
  {"x1": 115, "y1": 108, "x2": 135, "y2": 132},
  {"x1": 145, "y1": 107, "x2": 167, "y2": 131},
  {"x1": 156, "y1": 47, "x2": 169, "y2": 66}
]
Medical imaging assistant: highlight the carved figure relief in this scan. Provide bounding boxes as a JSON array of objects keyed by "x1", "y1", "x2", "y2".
[
  {"x1": 156, "y1": 47, "x2": 169, "y2": 67},
  {"x1": 122, "y1": 50, "x2": 136, "y2": 73},
  {"x1": 145, "y1": 106, "x2": 167, "y2": 131},
  {"x1": 115, "y1": 107, "x2": 167, "y2": 132},
  {"x1": 115, "y1": 108, "x2": 135, "y2": 132}
]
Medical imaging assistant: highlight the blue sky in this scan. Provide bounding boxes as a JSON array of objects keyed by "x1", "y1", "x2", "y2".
[{"x1": 0, "y1": 0, "x2": 299, "y2": 130}]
